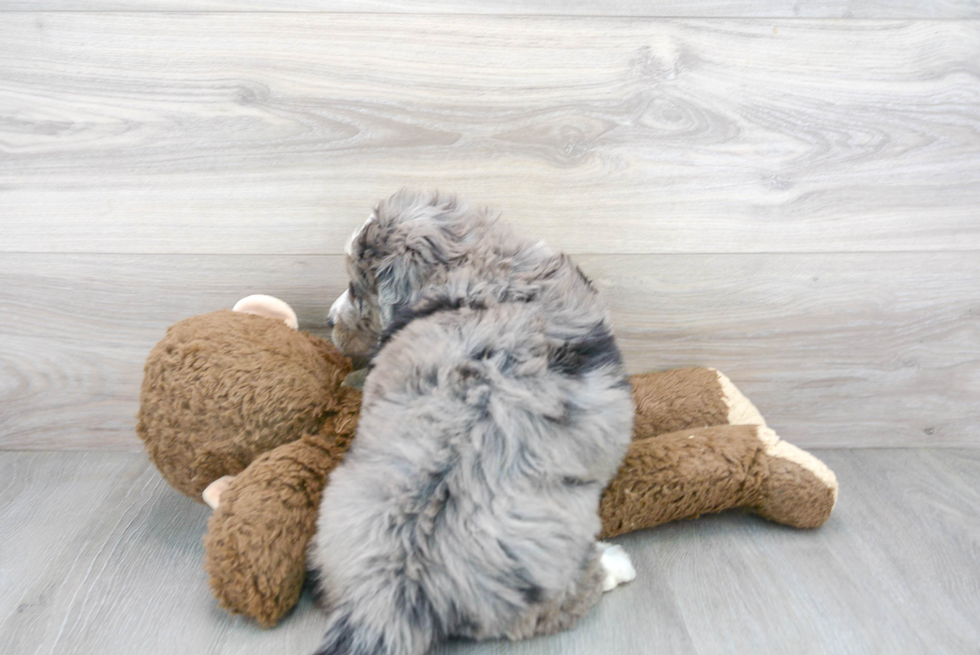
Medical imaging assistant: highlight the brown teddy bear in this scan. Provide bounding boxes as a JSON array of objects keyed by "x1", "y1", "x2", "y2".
[{"x1": 137, "y1": 295, "x2": 838, "y2": 628}]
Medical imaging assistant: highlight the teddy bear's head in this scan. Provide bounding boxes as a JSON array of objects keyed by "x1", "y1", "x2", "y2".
[{"x1": 137, "y1": 307, "x2": 355, "y2": 500}]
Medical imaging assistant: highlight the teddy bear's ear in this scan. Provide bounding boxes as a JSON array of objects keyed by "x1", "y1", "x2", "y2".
[{"x1": 232, "y1": 294, "x2": 299, "y2": 329}]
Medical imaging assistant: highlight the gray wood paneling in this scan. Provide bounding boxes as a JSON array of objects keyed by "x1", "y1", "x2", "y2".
[
  {"x1": 3, "y1": 1, "x2": 979, "y2": 18},
  {"x1": 596, "y1": 253, "x2": 980, "y2": 449},
  {"x1": 1, "y1": 449, "x2": 978, "y2": 654},
  {"x1": 2, "y1": 15, "x2": 979, "y2": 255},
  {"x1": 1, "y1": 252, "x2": 976, "y2": 450},
  {"x1": 0, "y1": 254, "x2": 346, "y2": 451}
]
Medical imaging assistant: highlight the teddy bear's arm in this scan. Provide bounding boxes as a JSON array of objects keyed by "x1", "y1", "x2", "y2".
[{"x1": 203, "y1": 431, "x2": 348, "y2": 628}]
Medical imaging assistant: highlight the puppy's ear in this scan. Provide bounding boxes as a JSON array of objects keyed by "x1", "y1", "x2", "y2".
[
  {"x1": 348, "y1": 214, "x2": 381, "y2": 262},
  {"x1": 345, "y1": 216, "x2": 385, "y2": 299},
  {"x1": 369, "y1": 190, "x2": 472, "y2": 323},
  {"x1": 375, "y1": 248, "x2": 428, "y2": 324}
]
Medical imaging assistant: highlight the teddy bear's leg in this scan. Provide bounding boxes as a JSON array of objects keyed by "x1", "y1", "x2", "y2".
[
  {"x1": 203, "y1": 432, "x2": 345, "y2": 628},
  {"x1": 598, "y1": 424, "x2": 837, "y2": 539},
  {"x1": 629, "y1": 367, "x2": 766, "y2": 439}
]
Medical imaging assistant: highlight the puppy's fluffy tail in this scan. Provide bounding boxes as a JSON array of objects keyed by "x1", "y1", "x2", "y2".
[{"x1": 313, "y1": 597, "x2": 438, "y2": 655}]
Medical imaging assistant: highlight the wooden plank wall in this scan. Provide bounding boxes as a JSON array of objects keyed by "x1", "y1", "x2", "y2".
[{"x1": 1, "y1": 5, "x2": 978, "y2": 449}]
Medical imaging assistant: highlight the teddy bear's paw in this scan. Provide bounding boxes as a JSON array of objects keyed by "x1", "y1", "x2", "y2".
[
  {"x1": 712, "y1": 369, "x2": 767, "y2": 427},
  {"x1": 597, "y1": 542, "x2": 636, "y2": 592},
  {"x1": 753, "y1": 426, "x2": 839, "y2": 528},
  {"x1": 202, "y1": 475, "x2": 236, "y2": 509},
  {"x1": 756, "y1": 427, "x2": 837, "y2": 500}
]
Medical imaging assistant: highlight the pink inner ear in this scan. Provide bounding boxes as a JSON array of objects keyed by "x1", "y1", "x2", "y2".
[{"x1": 232, "y1": 294, "x2": 299, "y2": 329}]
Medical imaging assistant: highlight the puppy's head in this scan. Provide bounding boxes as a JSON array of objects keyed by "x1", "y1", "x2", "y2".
[{"x1": 328, "y1": 190, "x2": 476, "y2": 359}]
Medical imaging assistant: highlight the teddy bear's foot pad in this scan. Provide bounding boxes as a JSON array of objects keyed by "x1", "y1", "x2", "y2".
[
  {"x1": 753, "y1": 426, "x2": 838, "y2": 529},
  {"x1": 202, "y1": 475, "x2": 236, "y2": 509}
]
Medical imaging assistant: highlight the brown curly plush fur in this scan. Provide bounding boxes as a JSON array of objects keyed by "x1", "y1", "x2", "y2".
[
  {"x1": 630, "y1": 366, "x2": 731, "y2": 438},
  {"x1": 137, "y1": 310, "x2": 356, "y2": 499},
  {"x1": 600, "y1": 372, "x2": 837, "y2": 538},
  {"x1": 138, "y1": 312, "x2": 838, "y2": 628},
  {"x1": 602, "y1": 424, "x2": 769, "y2": 538},
  {"x1": 204, "y1": 429, "x2": 358, "y2": 627}
]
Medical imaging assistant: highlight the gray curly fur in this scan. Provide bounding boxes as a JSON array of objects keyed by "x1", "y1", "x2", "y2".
[{"x1": 311, "y1": 190, "x2": 634, "y2": 655}]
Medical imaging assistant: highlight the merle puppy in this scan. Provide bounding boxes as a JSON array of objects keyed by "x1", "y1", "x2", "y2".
[{"x1": 311, "y1": 190, "x2": 636, "y2": 655}]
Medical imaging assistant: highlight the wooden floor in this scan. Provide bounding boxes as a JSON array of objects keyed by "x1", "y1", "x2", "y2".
[{"x1": 1, "y1": 448, "x2": 978, "y2": 654}]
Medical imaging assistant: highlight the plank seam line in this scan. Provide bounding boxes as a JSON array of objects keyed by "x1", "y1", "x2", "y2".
[
  {"x1": 2, "y1": 10, "x2": 979, "y2": 21},
  {"x1": 2, "y1": 250, "x2": 979, "y2": 257}
]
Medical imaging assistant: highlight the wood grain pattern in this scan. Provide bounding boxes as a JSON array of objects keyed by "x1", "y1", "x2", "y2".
[
  {"x1": 4, "y1": 1, "x2": 980, "y2": 18},
  {"x1": 1, "y1": 252, "x2": 976, "y2": 450},
  {"x1": 2, "y1": 15, "x2": 979, "y2": 254},
  {"x1": 1, "y1": 449, "x2": 978, "y2": 654},
  {"x1": 0, "y1": 254, "x2": 346, "y2": 451},
  {"x1": 0, "y1": 451, "x2": 319, "y2": 655},
  {"x1": 594, "y1": 252, "x2": 980, "y2": 449}
]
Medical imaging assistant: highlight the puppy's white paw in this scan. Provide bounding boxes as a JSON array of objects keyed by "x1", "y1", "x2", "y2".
[{"x1": 598, "y1": 542, "x2": 636, "y2": 592}]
